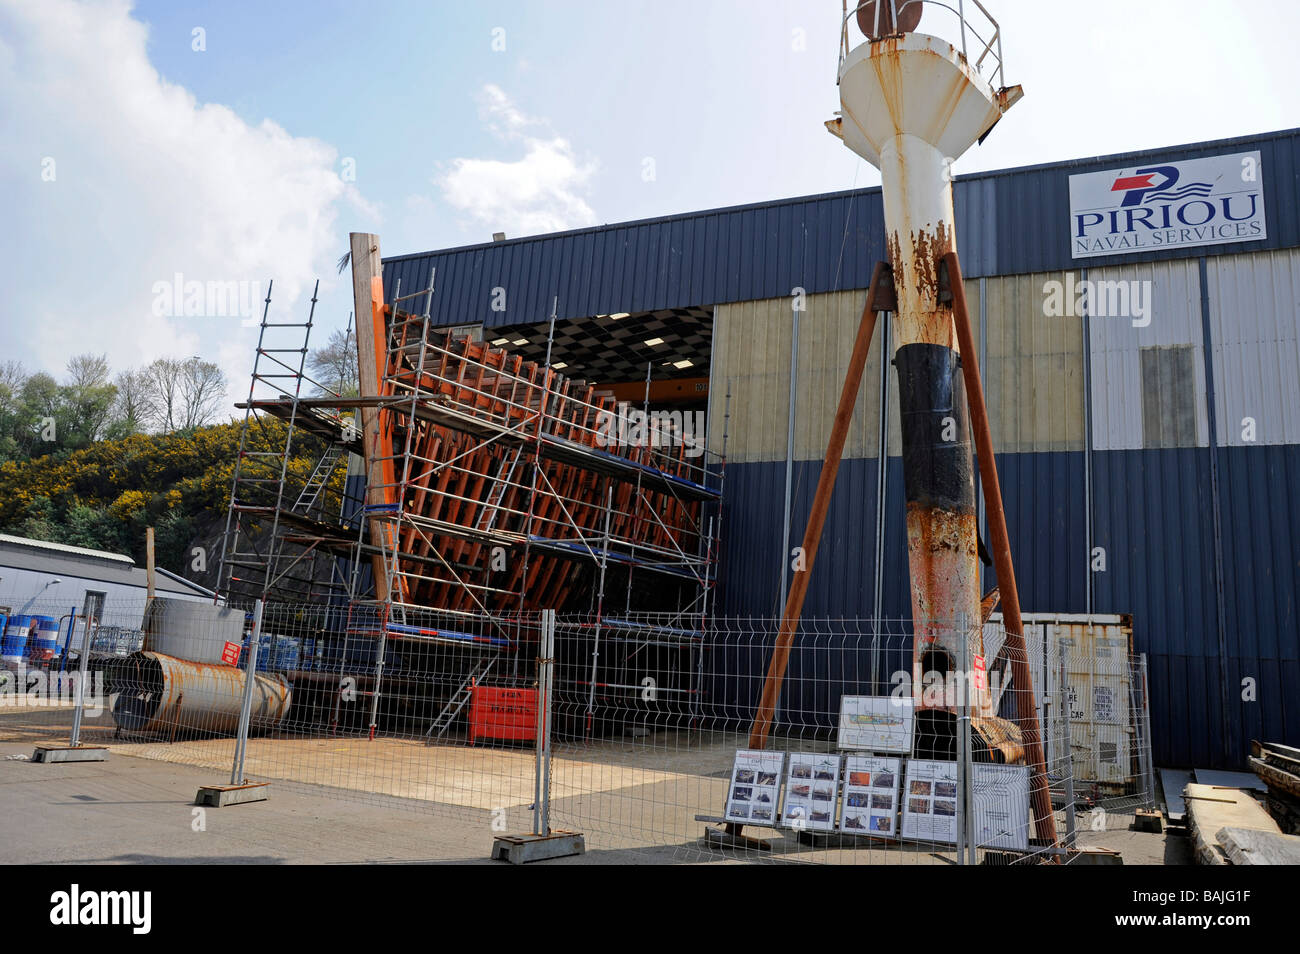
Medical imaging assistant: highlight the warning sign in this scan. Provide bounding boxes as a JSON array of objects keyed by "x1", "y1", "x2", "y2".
[{"x1": 221, "y1": 641, "x2": 241, "y2": 667}]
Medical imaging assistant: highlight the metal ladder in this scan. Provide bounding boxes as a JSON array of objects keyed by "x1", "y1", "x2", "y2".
[
  {"x1": 293, "y1": 445, "x2": 345, "y2": 516},
  {"x1": 477, "y1": 445, "x2": 524, "y2": 532},
  {"x1": 214, "y1": 279, "x2": 320, "y2": 601},
  {"x1": 425, "y1": 655, "x2": 498, "y2": 740}
]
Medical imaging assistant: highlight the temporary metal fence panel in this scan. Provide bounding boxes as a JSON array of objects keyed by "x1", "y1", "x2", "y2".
[
  {"x1": 1, "y1": 594, "x2": 1160, "y2": 863},
  {"x1": 545, "y1": 612, "x2": 1080, "y2": 863}
]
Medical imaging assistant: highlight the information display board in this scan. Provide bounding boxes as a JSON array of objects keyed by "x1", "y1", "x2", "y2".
[
  {"x1": 837, "y1": 696, "x2": 914, "y2": 753},
  {"x1": 900, "y1": 759, "x2": 959, "y2": 843},
  {"x1": 782, "y1": 752, "x2": 842, "y2": 831},
  {"x1": 724, "y1": 749, "x2": 784, "y2": 826},
  {"x1": 838, "y1": 755, "x2": 901, "y2": 838},
  {"x1": 900, "y1": 760, "x2": 1032, "y2": 849},
  {"x1": 971, "y1": 763, "x2": 1030, "y2": 850}
]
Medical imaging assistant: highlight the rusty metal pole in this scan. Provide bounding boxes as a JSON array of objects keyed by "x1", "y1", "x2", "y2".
[
  {"x1": 745, "y1": 263, "x2": 888, "y2": 751},
  {"x1": 944, "y1": 250, "x2": 1057, "y2": 848}
]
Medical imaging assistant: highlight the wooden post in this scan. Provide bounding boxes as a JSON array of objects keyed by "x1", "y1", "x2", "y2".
[
  {"x1": 349, "y1": 233, "x2": 397, "y2": 602},
  {"x1": 145, "y1": 526, "x2": 156, "y2": 602},
  {"x1": 943, "y1": 250, "x2": 1057, "y2": 849}
]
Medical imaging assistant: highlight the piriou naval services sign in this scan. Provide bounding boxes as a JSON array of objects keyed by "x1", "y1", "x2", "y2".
[{"x1": 1069, "y1": 151, "x2": 1265, "y2": 259}]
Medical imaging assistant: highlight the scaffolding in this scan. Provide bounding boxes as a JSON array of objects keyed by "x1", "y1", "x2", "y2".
[
  {"x1": 216, "y1": 280, "x2": 356, "y2": 605},
  {"x1": 216, "y1": 268, "x2": 726, "y2": 738}
]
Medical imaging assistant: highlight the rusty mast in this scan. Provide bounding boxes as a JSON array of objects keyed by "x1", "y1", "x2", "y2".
[{"x1": 827, "y1": 1, "x2": 1022, "y2": 728}]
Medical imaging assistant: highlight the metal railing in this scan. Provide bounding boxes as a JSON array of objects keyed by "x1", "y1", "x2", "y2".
[{"x1": 840, "y1": 0, "x2": 1006, "y2": 91}]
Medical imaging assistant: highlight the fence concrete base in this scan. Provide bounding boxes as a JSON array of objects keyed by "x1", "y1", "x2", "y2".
[
  {"x1": 195, "y1": 782, "x2": 270, "y2": 807},
  {"x1": 31, "y1": 745, "x2": 109, "y2": 763},
  {"x1": 491, "y1": 831, "x2": 585, "y2": 864},
  {"x1": 1132, "y1": 808, "x2": 1163, "y2": 833},
  {"x1": 1068, "y1": 846, "x2": 1124, "y2": 865}
]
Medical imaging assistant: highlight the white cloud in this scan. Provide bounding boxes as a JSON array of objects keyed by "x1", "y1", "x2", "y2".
[
  {"x1": 0, "y1": 0, "x2": 374, "y2": 417},
  {"x1": 437, "y1": 83, "x2": 597, "y2": 238}
]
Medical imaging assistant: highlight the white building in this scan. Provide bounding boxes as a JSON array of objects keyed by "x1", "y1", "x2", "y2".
[{"x1": 0, "y1": 534, "x2": 211, "y2": 632}]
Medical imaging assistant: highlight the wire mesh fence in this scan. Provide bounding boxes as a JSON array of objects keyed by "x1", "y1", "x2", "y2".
[{"x1": 0, "y1": 595, "x2": 1154, "y2": 863}]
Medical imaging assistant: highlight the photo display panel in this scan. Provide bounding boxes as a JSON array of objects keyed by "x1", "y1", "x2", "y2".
[
  {"x1": 900, "y1": 759, "x2": 959, "y2": 843},
  {"x1": 725, "y1": 749, "x2": 785, "y2": 826},
  {"x1": 782, "y1": 752, "x2": 842, "y2": 831},
  {"x1": 839, "y1": 755, "x2": 901, "y2": 838}
]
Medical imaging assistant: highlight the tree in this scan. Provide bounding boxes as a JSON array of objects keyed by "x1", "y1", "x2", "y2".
[
  {"x1": 66, "y1": 353, "x2": 111, "y2": 390},
  {"x1": 177, "y1": 358, "x2": 227, "y2": 429},
  {"x1": 137, "y1": 357, "x2": 228, "y2": 432},
  {"x1": 60, "y1": 353, "x2": 118, "y2": 447},
  {"x1": 140, "y1": 357, "x2": 182, "y2": 432},
  {"x1": 17, "y1": 372, "x2": 61, "y2": 456},
  {"x1": 307, "y1": 326, "x2": 359, "y2": 396},
  {"x1": 0, "y1": 361, "x2": 28, "y2": 462},
  {"x1": 0, "y1": 360, "x2": 26, "y2": 395},
  {"x1": 109, "y1": 368, "x2": 155, "y2": 437}
]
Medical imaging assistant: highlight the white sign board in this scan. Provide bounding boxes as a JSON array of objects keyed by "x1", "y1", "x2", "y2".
[
  {"x1": 837, "y1": 695, "x2": 914, "y2": 753},
  {"x1": 1069, "y1": 151, "x2": 1265, "y2": 259},
  {"x1": 724, "y1": 749, "x2": 784, "y2": 827},
  {"x1": 900, "y1": 759, "x2": 959, "y2": 843},
  {"x1": 782, "y1": 753, "x2": 841, "y2": 832},
  {"x1": 971, "y1": 763, "x2": 1030, "y2": 851},
  {"x1": 901, "y1": 760, "x2": 1033, "y2": 850},
  {"x1": 839, "y1": 755, "x2": 901, "y2": 838}
]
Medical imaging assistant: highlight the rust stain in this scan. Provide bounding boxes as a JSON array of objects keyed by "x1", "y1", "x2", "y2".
[
  {"x1": 904, "y1": 502, "x2": 982, "y2": 711},
  {"x1": 887, "y1": 221, "x2": 958, "y2": 352},
  {"x1": 869, "y1": 40, "x2": 906, "y2": 137}
]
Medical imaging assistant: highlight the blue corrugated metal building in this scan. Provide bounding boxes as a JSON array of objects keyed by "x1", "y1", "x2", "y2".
[{"x1": 385, "y1": 127, "x2": 1300, "y2": 769}]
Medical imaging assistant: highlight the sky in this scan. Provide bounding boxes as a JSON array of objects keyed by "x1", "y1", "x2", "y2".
[{"x1": 3, "y1": 0, "x2": 1298, "y2": 416}]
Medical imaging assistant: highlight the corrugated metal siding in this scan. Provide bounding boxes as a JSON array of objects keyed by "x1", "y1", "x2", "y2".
[
  {"x1": 1205, "y1": 248, "x2": 1300, "y2": 446},
  {"x1": 1088, "y1": 260, "x2": 1208, "y2": 450},
  {"x1": 386, "y1": 128, "x2": 1300, "y2": 324},
  {"x1": 717, "y1": 447, "x2": 1253, "y2": 767},
  {"x1": 717, "y1": 457, "x2": 900, "y2": 620},
  {"x1": 717, "y1": 457, "x2": 1087, "y2": 621},
  {"x1": 1216, "y1": 444, "x2": 1300, "y2": 752},
  {"x1": 708, "y1": 298, "x2": 797, "y2": 462},
  {"x1": 386, "y1": 192, "x2": 887, "y2": 328},
  {"x1": 1201, "y1": 248, "x2": 1300, "y2": 764},
  {"x1": 710, "y1": 289, "x2": 903, "y2": 462},
  {"x1": 982, "y1": 272, "x2": 1086, "y2": 453},
  {"x1": 996, "y1": 451, "x2": 1089, "y2": 613},
  {"x1": 714, "y1": 451, "x2": 1087, "y2": 733},
  {"x1": 1089, "y1": 447, "x2": 1220, "y2": 765}
]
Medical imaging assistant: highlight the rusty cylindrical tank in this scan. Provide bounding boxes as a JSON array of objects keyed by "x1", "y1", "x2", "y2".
[{"x1": 112, "y1": 652, "x2": 291, "y2": 735}]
